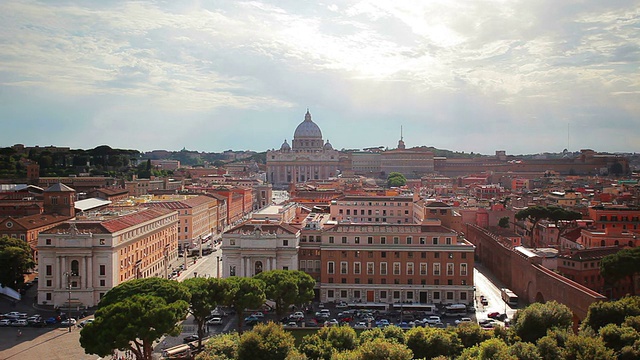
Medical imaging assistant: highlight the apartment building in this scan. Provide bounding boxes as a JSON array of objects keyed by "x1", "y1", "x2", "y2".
[
  {"x1": 319, "y1": 222, "x2": 475, "y2": 305},
  {"x1": 144, "y1": 195, "x2": 219, "y2": 251},
  {"x1": 37, "y1": 207, "x2": 179, "y2": 308},
  {"x1": 329, "y1": 196, "x2": 415, "y2": 224},
  {"x1": 579, "y1": 205, "x2": 640, "y2": 248}
]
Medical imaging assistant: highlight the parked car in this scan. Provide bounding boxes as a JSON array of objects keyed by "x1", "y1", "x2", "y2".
[
  {"x1": 304, "y1": 320, "x2": 318, "y2": 327},
  {"x1": 0, "y1": 319, "x2": 13, "y2": 326},
  {"x1": 353, "y1": 322, "x2": 368, "y2": 329},
  {"x1": 487, "y1": 312, "x2": 500, "y2": 319},
  {"x1": 376, "y1": 319, "x2": 390, "y2": 327},
  {"x1": 250, "y1": 312, "x2": 265, "y2": 319},
  {"x1": 284, "y1": 321, "x2": 298, "y2": 327},
  {"x1": 78, "y1": 319, "x2": 94, "y2": 328},
  {"x1": 12, "y1": 319, "x2": 28, "y2": 327},
  {"x1": 45, "y1": 317, "x2": 58, "y2": 325},
  {"x1": 291, "y1": 311, "x2": 304, "y2": 320},
  {"x1": 27, "y1": 315, "x2": 42, "y2": 324},
  {"x1": 60, "y1": 318, "x2": 77, "y2": 326},
  {"x1": 206, "y1": 317, "x2": 223, "y2": 326},
  {"x1": 4, "y1": 312, "x2": 27, "y2": 319},
  {"x1": 336, "y1": 301, "x2": 349, "y2": 309},
  {"x1": 425, "y1": 316, "x2": 442, "y2": 325},
  {"x1": 455, "y1": 317, "x2": 473, "y2": 325},
  {"x1": 183, "y1": 335, "x2": 199, "y2": 343},
  {"x1": 324, "y1": 319, "x2": 339, "y2": 327}
]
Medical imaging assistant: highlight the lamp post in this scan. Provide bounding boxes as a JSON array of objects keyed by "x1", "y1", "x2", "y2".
[
  {"x1": 216, "y1": 256, "x2": 222, "y2": 278},
  {"x1": 63, "y1": 272, "x2": 72, "y2": 332}
]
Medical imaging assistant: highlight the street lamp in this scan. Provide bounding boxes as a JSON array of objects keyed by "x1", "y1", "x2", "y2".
[
  {"x1": 63, "y1": 272, "x2": 72, "y2": 332},
  {"x1": 216, "y1": 256, "x2": 222, "y2": 278}
]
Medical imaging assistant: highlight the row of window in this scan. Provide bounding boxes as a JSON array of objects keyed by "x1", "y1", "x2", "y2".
[
  {"x1": 325, "y1": 250, "x2": 467, "y2": 260},
  {"x1": 327, "y1": 236, "x2": 454, "y2": 245},
  {"x1": 326, "y1": 289, "x2": 468, "y2": 301},
  {"x1": 327, "y1": 277, "x2": 468, "y2": 286},
  {"x1": 338, "y1": 209, "x2": 410, "y2": 216},
  {"x1": 326, "y1": 261, "x2": 468, "y2": 276}
]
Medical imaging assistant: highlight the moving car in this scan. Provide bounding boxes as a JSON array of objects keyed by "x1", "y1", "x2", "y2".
[
  {"x1": 206, "y1": 317, "x2": 223, "y2": 326},
  {"x1": 244, "y1": 316, "x2": 260, "y2": 326},
  {"x1": 487, "y1": 312, "x2": 500, "y2": 319},
  {"x1": 183, "y1": 335, "x2": 199, "y2": 343}
]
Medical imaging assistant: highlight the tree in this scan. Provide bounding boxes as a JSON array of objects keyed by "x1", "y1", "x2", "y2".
[
  {"x1": 405, "y1": 327, "x2": 462, "y2": 359},
  {"x1": 80, "y1": 293, "x2": 189, "y2": 360},
  {"x1": 515, "y1": 206, "x2": 549, "y2": 247},
  {"x1": 458, "y1": 338, "x2": 515, "y2": 360},
  {"x1": 581, "y1": 296, "x2": 640, "y2": 332},
  {"x1": 351, "y1": 338, "x2": 413, "y2": 360},
  {"x1": 237, "y1": 322, "x2": 297, "y2": 360},
  {"x1": 223, "y1": 277, "x2": 266, "y2": 333},
  {"x1": 195, "y1": 332, "x2": 239, "y2": 360},
  {"x1": 600, "y1": 249, "x2": 640, "y2": 297},
  {"x1": 183, "y1": 277, "x2": 229, "y2": 350},
  {"x1": 546, "y1": 206, "x2": 582, "y2": 243},
  {"x1": 254, "y1": 270, "x2": 315, "y2": 317},
  {"x1": 498, "y1": 216, "x2": 510, "y2": 229},
  {"x1": 98, "y1": 277, "x2": 190, "y2": 307},
  {"x1": 455, "y1": 322, "x2": 492, "y2": 348},
  {"x1": 512, "y1": 301, "x2": 573, "y2": 343},
  {"x1": 386, "y1": 172, "x2": 407, "y2": 187},
  {"x1": 0, "y1": 235, "x2": 35, "y2": 290},
  {"x1": 562, "y1": 333, "x2": 615, "y2": 360},
  {"x1": 508, "y1": 341, "x2": 541, "y2": 360}
]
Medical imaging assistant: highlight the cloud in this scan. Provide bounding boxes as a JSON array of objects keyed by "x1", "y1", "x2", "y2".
[{"x1": 0, "y1": 0, "x2": 638, "y2": 154}]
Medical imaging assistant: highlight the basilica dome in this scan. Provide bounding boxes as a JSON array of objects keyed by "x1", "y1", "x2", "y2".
[{"x1": 294, "y1": 110, "x2": 323, "y2": 139}]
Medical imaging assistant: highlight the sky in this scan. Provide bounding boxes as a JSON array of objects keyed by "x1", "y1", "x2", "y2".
[{"x1": 1, "y1": 1, "x2": 639, "y2": 155}]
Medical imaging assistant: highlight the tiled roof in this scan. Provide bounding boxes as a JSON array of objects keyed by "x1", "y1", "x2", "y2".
[
  {"x1": 145, "y1": 201, "x2": 190, "y2": 210},
  {"x1": 101, "y1": 207, "x2": 175, "y2": 233},
  {"x1": 44, "y1": 183, "x2": 75, "y2": 192},
  {"x1": 182, "y1": 195, "x2": 215, "y2": 207},
  {"x1": 8, "y1": 214, "x2": 72, "y2": 230},
  {"x1": 559, "y1": 246, "x2": 620, "y2": 261}
]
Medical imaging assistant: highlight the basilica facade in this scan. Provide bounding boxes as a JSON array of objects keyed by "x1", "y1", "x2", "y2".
[{"x1": 266, "y1": 110, "x2": 340, "y2": 188}]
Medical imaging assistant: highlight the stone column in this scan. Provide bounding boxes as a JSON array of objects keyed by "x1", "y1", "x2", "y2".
[
  {"x1": 61, "y1": 256, "x2": 67, "y2": 289},
  {"x1": 87, "y1": 257, "x2": 93, "y2": 289},
  {"x1": 239, "y1": 257, "x2": 244, "y2": 277},
  {"x1": 246, "y1": 257, "x2": 251, "y2": 277},
  {"x1": 81, "y1": 257, "x2": 87, "y2": 289},
  {"x1": 56, "y1": 256, "x2": 61, "y2": 289},
  {"x1": 273, "y1": 257, "x2": 277, "y2": 270}
]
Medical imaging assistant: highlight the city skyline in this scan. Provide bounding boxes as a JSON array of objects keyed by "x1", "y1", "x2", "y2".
[{"x1": 1, "y1": 1, "x2": 639, "y2": 155}]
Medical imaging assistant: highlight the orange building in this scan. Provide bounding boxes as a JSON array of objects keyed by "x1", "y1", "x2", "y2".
[
  {"x1": 37, "y1": 207, "x2": 178, "y2": 308},
  {"x1": 319, "y1": 223, "x2": 475, "y2": 305}
]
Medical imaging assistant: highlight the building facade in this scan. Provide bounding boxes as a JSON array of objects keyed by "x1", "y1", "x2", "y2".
[
  {"x1": 266, "y1": 111, "x2": 340, "y2": 188},
  {"x1": 36, "y1": 207, "x2": 179, "y2": 308}
]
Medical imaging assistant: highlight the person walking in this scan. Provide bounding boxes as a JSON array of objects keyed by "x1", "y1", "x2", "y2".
[{"x1": 17, "y1": 329, "x2": 22, "y2": 338}]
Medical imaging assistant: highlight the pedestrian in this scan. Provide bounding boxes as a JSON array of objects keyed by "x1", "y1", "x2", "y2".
[{"x1": 17, "y1": 329, "x2": 22, "y2": 338}]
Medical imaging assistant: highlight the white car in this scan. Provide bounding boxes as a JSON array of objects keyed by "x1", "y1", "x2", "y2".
[
  {"x1": 285, "y1": 321, "x2": 298, "y2": 327},
  {"x1": 455, "y1": 317, "x2": 473, "y2": 325},
  {"x1": 425, "y1": 316, "x2": 441, "y2": 325},
  {"x1": 336, "y1": 302, "x2": 349, "y2": 309},
  {"x1": 353, "y1": 322, "x2": 368, "y2": 329},
  {"x1": 78, "y1": 319, "x2": 94, "y2": 328},
  {"x1": 251, "y1": 312, "x2": 265, "y2": 318},
  {"x1": 291, "y1": 311, "x2": 304, "y2": 320},
  {"x1": 61, "y1": 318, "x2": 77, "y2": 326},
  {"x1": 207, "y1": 317, "x2": 223, "y2": 325},
  {"x1": 0, "y1": 319, "x2": 13, "y2": 326},
  {"x1": 12, "y1": 319, "x2": 28, "y2": 327},
  {"x1": 4, "y1": 312, "x2": 27, "y2": 319}
]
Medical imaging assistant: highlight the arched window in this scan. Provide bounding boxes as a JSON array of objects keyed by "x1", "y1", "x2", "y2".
[
  {"x1": 614, "y1": 240, "x2": 619, "y2": 246},
  {"x1": 600, "y1": 240, "x2": 606, "y2": 247},
  {"x1": 255, "y1": 261, "x2": 263, "y2": 275},
  {"x1": 71, "y1": 260, "x2": 79, "y2": 276}
]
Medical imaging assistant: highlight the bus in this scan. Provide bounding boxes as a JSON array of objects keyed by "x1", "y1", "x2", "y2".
[
  {"x1": 161, "y1": 344, "x2": 191, "y2": 359},
  {"x1": 501, "y1": 288, "x2": 518, "y2": 306},
  {"x1": 391, "y1": 303, "x2": 438, "y2": 316},
  {"x1": 444, "y1": 304, "x2": 467, "y2": 317}
]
